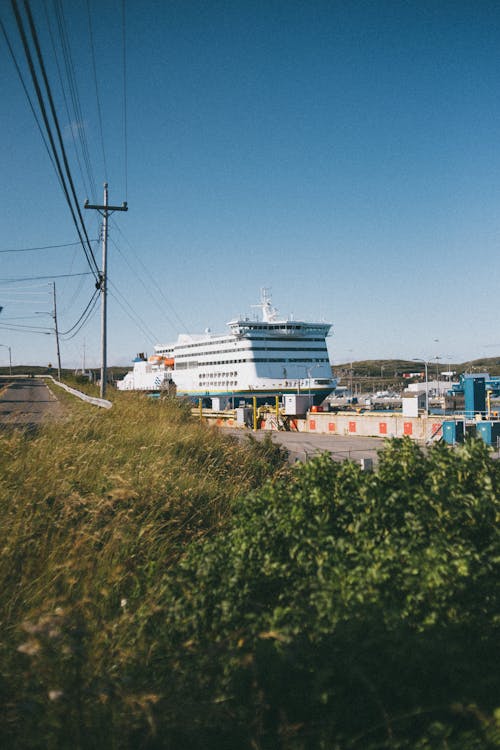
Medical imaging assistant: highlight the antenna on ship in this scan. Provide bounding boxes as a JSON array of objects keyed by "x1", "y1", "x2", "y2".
[{"x1": 253, "y1": 287, "x2": 278, "y2": 323}]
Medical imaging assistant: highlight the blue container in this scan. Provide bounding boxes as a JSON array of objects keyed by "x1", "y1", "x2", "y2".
[
  {"x1": 476, "y1": 421, "x2": 500, "y2": 446},
  {"x1": 464, "y1": 376, "x2": 486, "y2": 418},
  {"x1": 442, "y1": 420, "x2": 464, "y2": 445}
]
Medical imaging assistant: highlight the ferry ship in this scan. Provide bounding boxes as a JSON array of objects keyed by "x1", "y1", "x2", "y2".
[{"x1": 117, "y1": 292, "x2": 336, "y2": 406}]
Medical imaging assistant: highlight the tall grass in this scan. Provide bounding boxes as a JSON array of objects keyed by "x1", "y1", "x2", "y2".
[{"x1": 0, "y1": 393, "x2": 288, "y2": 748}]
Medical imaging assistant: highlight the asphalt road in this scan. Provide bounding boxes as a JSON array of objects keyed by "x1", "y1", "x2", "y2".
[
  {"x1": 0, "y1": 377, "x2": 63, "y2": 428},
  {"x1": 228, "y1": 428, "x2": 385, "y2": 465}
]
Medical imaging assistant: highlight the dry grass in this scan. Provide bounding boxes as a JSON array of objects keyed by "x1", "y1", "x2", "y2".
[{"x1": 0, "y1": 393, "x2": 288, "y2": 748}]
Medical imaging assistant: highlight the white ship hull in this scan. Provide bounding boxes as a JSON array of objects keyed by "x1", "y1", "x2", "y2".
[{"x1": 117, "y1": 293, "x2": 336, "y2": 406}]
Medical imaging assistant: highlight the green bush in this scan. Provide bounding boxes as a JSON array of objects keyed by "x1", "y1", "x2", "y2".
[
  {"x1": 146, "y1": 439, "x2": 500, "y2": 749},
  {"x1": 2, "y1": 427, "x2": 499, "y2": 749}
]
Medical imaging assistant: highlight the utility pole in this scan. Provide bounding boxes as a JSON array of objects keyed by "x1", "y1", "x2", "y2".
[
  {"x1": 52, "y1": 281, "x2": 62, "y2": 381},
  {"x1": 84, "y1": 183, "x2": 128, "y2": 398},
  {"x1": 0, "y1": 344, "x2": 12, "y2": 375}
]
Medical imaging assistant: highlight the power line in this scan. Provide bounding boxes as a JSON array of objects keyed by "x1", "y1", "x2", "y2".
[
  {"x1": 43, "y1": 0, "x2": 92, "y2": 202},
  {"x1": 23, "y1": 0, "x2": 100, "y2": 278},
  {"x1": 0, "y1": 272, "x2": 93, "y2": 283},
  {"x1": 1, "y1": 285, "x2": 99, "y2": 342},
  {"x1": 10, "y1": 0, "x2": 100, "y2": 282},
  {"x1": 121, "y1": 0, "x2": 128, "y2": 200},
  {"x1": 59, "y1": 288, "x2": 99, "y2": 336},
  {"x1": 61, "y1": 305, "x2": 99, "y2": 340},
  {"x1": 0, "y1": 321, "x2": 52, "y2": 332},
  {"x1": 0, "y1": 315, "x2": 50, "y2": 320},
  {"x1": 0, "y1": 299, "x2": 48, "y2": 305},
  {"x1": 110, "y1": 221, "x2": 190, "y2": 334},
  {"x1": 0, "y1": 284, "x2": 52, "y2": 293},
  {"x1": 0, "y1": 240, "x2": 83, "y2": 253},
  {"x1": 86, "y1": 0, "x2": 107, "y2": 181},
  {"x1": 108, "y1": 282, "x2": 158, "y2": 345},
  {"x1": 59, "y1": 286, "x2": 100, "y2": 341},
  {"x1": 0, "y1": 15, "x2": 58, "y2": 177},
  {"x1": 109, "y1": 235, "x2": 182, "y2": 334},
  {"x1": 57, "y1": 258, "x2": 88, "y2": 316},
  {"x1": 53, "y1": 0, "x2": 97, "y2": 202}
]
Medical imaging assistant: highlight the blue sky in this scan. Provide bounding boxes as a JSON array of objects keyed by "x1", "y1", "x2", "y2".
[{"x1": 1, "y1": 0, "x2": 500, "y2": 369}]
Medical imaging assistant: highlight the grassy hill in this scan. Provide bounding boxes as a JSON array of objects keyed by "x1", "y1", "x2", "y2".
[
  {"x1": 332, "y1": 357, "x2": 500, "y2": 390},
  {"x1": 334, "y1": 356, "x2": 500, "y2": 378}
]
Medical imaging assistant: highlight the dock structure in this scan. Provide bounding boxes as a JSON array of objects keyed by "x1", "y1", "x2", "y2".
[
  {"x1": 193, "y1": 372, "x2": 500, "y2": 446},
  {"x1": 194, "y1": 404, "x2": 445, "y2": 442}
]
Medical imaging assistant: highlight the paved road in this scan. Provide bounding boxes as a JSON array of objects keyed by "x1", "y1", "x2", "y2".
[
  {"x1": 227, "y1": 428, "x2": 385, "y2": 465},
  {"x1": 0, "y1": 377, "x2": 63, "y2": 428}
]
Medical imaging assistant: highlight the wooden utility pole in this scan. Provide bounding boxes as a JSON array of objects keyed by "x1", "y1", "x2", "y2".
[
  {"x1": 52, "y1": 281, "x2": 62, "y2": 381},
  {"x1": 84, "y1": 183, "x2": 128, "y2": 397}
]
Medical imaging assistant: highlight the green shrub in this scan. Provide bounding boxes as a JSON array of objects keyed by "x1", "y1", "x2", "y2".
[
  {"x1": 145, "y1": 439, "x2": 500, "y2": 749},
  {"x1": 2, "y1": 425, "x2": 499, "y2": 749}
]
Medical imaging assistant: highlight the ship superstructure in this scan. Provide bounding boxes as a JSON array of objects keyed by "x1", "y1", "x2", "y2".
[{"x1": 117, "y1": 292, "x2": 336, "y2": 405}]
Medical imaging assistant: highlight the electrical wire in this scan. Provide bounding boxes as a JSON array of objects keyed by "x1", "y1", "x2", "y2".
[
  {"x1": 9, "y1": 0, "x2": 99, "y2": 283},
  {"x1": 0, "y1": 314, "x2": 45, "y2": 320},
  {"x1": 53, "y1": 0, "x2": 97, "y2": 202},
  {"x1": 0, "y1": 282, "x2": 51, "y2": 292},
  {"x1": 0, "y1": 240, "x2": 83, "y2": 253},
  {"x1": 0, "y1": 272, "x2": 93, "y2": 282},
  {"x1": 108, "y1": 282, "x2": 159, "y2": 344},
  {"x1": 0, "y1": 315, "x2": 50, "y2": 320},
  {"x1": 42, "y1": 0, "x2": 91, "y2": 202},
  {"x1": 59, "y1": 288, "x2": 99, "y2": 336},
  {"x1": 22, "y1": 0, "x2": 100, "y2": 279},
  {"x1": 86, "y1": 0, "x2": 107, "y2": 181},
  {"x1": 0, "y1": 321, "x2": 52, "y2": 332},
  {"x1": 121, "y1": 0, "x2": 128, "y2": 201},
  {"x1": 110, "y1": 221, "x2": 190, "y2": 334},
  {"x1": 0, "y1": 299, "x2": 48, "y2": 306},
  {"x1": 108, "y1": 235, "x2": 183, "y2": 335},
  {"x1": 60, "y1": 293, "x2": 99, "y2": 341},
  {"x1": 0, "y1": 16, "x2": 58, "y2": 178},
  {"x1": 57, "y1": 252, "x2": 90, "y2": 316}
]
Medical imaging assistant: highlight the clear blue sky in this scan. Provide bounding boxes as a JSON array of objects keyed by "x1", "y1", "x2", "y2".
[{"x1": 1, "y1": 0, "x2": 500, "y2": 369}]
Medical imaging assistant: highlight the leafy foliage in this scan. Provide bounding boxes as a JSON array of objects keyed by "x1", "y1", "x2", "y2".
[
  {"x1": 147, "y1": 439, "x2": 500, "y2": 749},
  {"x1": 1, "y1": 424, "x2": 499, "y2": 749}
]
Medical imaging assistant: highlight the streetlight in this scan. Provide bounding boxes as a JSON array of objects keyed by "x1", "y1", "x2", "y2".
[
  {"x1": 306, "y1": 364, "x2": 323, "y2": 404},
  {"x1": 0, "y1": 344, "x2": 12, "y2": 375},
  {"x1": 412, "y1": 358, "x2": 429, "y2": 415},
  {"x1": 35, "y1": 282, "x2": 61, "y2": 380},
  {"x1": 347, "y1": 349, "x2": 354, "y2": 397},
  {"x1": 432, "y1": 354, "x2": 440, "y2": 385}
]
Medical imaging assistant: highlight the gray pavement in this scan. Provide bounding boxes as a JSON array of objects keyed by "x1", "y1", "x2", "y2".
[
  {"x1": 0, "y1": 377, "x2": 63, "y2": 428},
  {"x1": 227, "y1": 427, "x2": 385, "y2": 464}
]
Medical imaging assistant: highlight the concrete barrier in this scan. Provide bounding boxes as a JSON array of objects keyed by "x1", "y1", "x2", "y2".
[
  {"x1": 41, "y1": 376, "x2": 112, "y2": 409},
  {"x1": 258, "y1": 410, "x2": 444, "y2": 442},
  {"x1": 303, "y1": 411, "x2": 443, "y2": 441}
]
